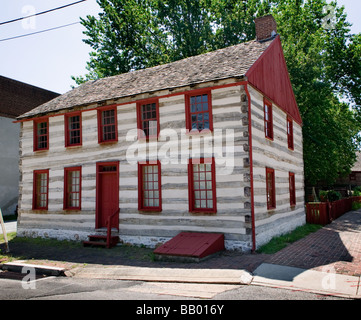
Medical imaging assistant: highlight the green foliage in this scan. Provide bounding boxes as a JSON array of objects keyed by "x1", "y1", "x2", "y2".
[
  {"x1": 73, "y1": 0, "x2": 361, "y2": 188},
  {"x1": 257, "y1": 224, "x2": 323, "y2": 254},
  {"x1": 319, "y1": 190, "x2": 342, "y2": 202},
  {"x1": 353, "y1": 186, "x2": 361, "y2": 196},
  {"x1": 352, "y1": 201, "x2": 361, "y2": 210}
]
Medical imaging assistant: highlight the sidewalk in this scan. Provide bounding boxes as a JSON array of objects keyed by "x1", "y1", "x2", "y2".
[{"x1": 1, "y1": 210, "x2": 361, "y2": 299}]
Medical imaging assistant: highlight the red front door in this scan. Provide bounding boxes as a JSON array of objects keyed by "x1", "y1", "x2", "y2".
[{"x1": 96, "y1": 162, "x2": 119, "y2": 229}]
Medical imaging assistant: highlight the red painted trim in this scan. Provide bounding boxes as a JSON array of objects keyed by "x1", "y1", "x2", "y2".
[
  {"x1": 97, "y1": 105, "x2": 118, "y2": 144},
  {"x1": 65, "y1": 111, "x2": 82, "y2": 147},
  {"x1": 63, "y1": 166, "x2": 82, "y2": 211},
  {"x1": 246, "y1": 36, "x2": 302, "y2": 126},
  {"x1": 138, "y1": 160, "x2": 162, "y2": 212},
  {"x1": 266, "y1": 167, "x2": 276, "y2": 210},
  {"x1": 15, "y1": 81, "x2": 248, "y2": 123},
  {"x1": 32, "y1": 169, "x2": 49, "y2": 210},
  {"x1": 244, "y1": 84, "x2": 256, "y2": 252},
  {"x1": 287, "y1": 116, "x2": 294, "y2": 151},
  {"x1": 185, "y1": 89, "x2": 214, "y2": 133},
  {"x1": 188, "y1": 157, "x2": 217, "y2": 214},
  {"x1": 264, "y1": 98, "x2": 273, "y2": 141},
  {"x1": 136, "y1": 98, "x2": 160, "y2": 140},
  {"x1": 33, "y1": 118, "x2": 49, "y2": 151},
  {"x1": 95, "y1": 161, "x2": 119, "y2": 229},
  {"x1": 289, "y1": 172, "x2": 296, "y2": 207}
]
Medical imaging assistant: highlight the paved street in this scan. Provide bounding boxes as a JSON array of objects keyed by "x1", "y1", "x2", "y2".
[
  {"x1": 0, "y1": 274, "x2": 345, "y2": 300},
  {"x1": 1, "y1": 210, "x2": 361, "y2": 301}
]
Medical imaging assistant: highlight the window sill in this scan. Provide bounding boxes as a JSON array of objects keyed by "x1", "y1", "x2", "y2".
[
  {"x1": 139, "y1": 209, "x2": 162, "y2": 214},
  {"x1": 98, "y1": 140, "x2": 118, "y2": 145},
  {"x1": 186, "y1": 129, "x2": 213, "y2": 136}
]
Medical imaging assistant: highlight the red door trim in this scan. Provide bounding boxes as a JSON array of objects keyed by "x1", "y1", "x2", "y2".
[{"x1": 95, "y1": 161, "x2": 119, "y2": 229}]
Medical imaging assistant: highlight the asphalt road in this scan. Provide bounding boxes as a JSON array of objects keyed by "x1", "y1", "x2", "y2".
[{"x1": 0, "y1": 275, "x2": 347, "y2": 301}]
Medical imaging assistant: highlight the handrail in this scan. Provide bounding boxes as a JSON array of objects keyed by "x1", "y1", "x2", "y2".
[{"x1": 106, "y1": 208, "x2": 119, "y2": 248}]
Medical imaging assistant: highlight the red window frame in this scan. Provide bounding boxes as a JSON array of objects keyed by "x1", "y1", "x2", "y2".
[
  {"x1": 185, "y1": 90, "x2": 213, "y2": 133},
  {"x1": 64, "y1": 167, "x2": 82, "y2": 210},
  {"x1": 188, "y1": 158, "x2": 217, "y2": 214},
  {"x1": 65, "y1": 112, "x2": 82, "y2": 147},
  {"x1": 266, "y1": 167, "x2": 276, "y2": 210},
  {"x1": 33, "y1": 169, "x2": 49, "y2": 210},
  {"x1": 136, "y1": 99, "x2": 160, "y2": 139},
  {"x1": 289, "y1": 172, "x2": 296, "y2": 207},
  {"x1": 97, "y1": 106, "x2": 118, "y2": 143},
  {"x1": 287, "y1": 117, "x2": 294, "y2": 150},
  {"x1": 138, "y1": 161, "x2": 162, "y2": 212},
  {"x1": 264, "y1": 99, "x2": 273, "y2": 140},
  {"x1": 33, "y1": 118, "x2": 49, "y2": 151}
]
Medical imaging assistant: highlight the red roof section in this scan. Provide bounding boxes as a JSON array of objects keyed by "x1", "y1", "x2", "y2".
[{"x1": 246, "y1": 36, "x2": 302, "y2": 125}]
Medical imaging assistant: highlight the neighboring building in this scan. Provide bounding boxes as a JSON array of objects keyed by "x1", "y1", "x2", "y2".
[
  {"x1": 0, "y1": 76, "x2": 59, "y2": 216},
  {"x1": 335, "y1": 152, "x2": 361, "y2": 192},
  {"x1": 16, "y1": 15, "x2": 305, "y2": 251}
]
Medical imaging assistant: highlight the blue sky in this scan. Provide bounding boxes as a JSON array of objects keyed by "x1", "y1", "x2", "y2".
[{"x1": 0, "y1": 0, "x2": 360, "y2": 94}]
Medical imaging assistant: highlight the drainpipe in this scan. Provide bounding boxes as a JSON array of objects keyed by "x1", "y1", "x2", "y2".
[{"x1": 244, "y1": 83, "x2": 256, "y2": 253}]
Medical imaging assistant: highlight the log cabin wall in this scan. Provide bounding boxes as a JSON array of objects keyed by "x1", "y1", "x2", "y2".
[
  {"x1": 248, "y1": 85, "x2": 305, "y2": 249},
  {"x1": 17, "y1": 80, "x2": 255, "y2": 251}
]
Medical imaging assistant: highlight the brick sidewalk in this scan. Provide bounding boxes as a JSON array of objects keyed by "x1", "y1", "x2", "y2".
[{"x1": 267, "y1": 211, "x2": 361, "y2": 276}]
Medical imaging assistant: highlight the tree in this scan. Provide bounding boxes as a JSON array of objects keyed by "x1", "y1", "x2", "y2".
[
  {"x1": 268, "y1": 0, "x2": 361, "y2": 186},
  {"x1": 73, "y1": 0, "x2": 361, "y2": 188}
]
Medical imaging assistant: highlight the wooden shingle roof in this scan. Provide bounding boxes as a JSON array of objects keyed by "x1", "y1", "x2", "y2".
[{"x1": 18, "y1": 39, "x2": 273, "y2": 119}]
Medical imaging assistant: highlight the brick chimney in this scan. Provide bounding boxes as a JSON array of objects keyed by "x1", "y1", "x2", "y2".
[{"x1": 255, "y1": 15, "x2": 277, "y2": 42}]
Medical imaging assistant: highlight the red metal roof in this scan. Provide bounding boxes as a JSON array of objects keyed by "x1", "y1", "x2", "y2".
[
  {"x1": 246, "y1": 36, "x2": 302, "y2": 125},
  {"x1": 154, "y1": 232, "x2": 225, "y2": 259}
]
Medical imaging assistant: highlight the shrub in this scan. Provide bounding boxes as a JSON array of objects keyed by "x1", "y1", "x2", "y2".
[{"x1": 319, "y1": 190, "x2": 342, "y2": 202}]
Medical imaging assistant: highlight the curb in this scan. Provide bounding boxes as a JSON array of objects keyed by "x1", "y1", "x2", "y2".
[{"x1": 0, "y1": 261, "x2": 66, "y2": 277}]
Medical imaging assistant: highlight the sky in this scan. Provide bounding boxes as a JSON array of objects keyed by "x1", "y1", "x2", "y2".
[{"x1": 0, "y1": 0, "x2": 360, "y2": 95}]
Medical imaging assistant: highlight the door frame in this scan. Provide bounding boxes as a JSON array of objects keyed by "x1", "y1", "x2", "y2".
[{"x1": 95, "y1": 161, "x2": 119, "y2": 229}]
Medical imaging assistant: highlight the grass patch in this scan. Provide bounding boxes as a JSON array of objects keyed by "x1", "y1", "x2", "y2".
[{"x1": 257, "y1": 224, "x2": 323, "y2": 254}]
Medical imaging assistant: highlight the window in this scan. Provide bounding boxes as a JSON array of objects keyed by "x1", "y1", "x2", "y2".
[
  {"x1": 138, "y1": 161, "x2": 162, "y2": 211},
  {"x1": 185, "y1": 91, "x2": 213, "y2": 132},
  {"x1": 188, "y1": 158, "x2": 216, "y2": 213},
  {"x1": 65, "y1": 113, "x2": 82, "y2": 147},
  {"x1": 137, "y1": 100, "x2": 159, "y2": 139},
  {"x1": 289, "y1": 172, "x2": 296, "y2": 206},
  {"x1": 264, "y1": 99, "x2": 273, "y2": 140},
  {"x1": 287, "y1": 117, "x2": 294, "y2": 150},
  {"x1": 98, "y1": 106, "x2": 118, "y2": 143},
  {"x1": 34, "y1": 119, "x2": 49, "y2": 151},
  {"x1": 33, "y1": 170, "x2": 49, "y2": 210},
  {"x1": 266, "y1": 168, "x2": 276, "y2": 210},
  {"x1": 64, "y1": 167, "x2": 82, "y2": 210}
]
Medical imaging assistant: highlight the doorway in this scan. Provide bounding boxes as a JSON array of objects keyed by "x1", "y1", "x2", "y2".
[{"x1": 96, "y1": 162, "x2": 119, "y2": 229}]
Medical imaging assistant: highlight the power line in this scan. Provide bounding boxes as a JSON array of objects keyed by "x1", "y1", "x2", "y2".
[
  {"x1": 0, "y1": 22, "x2": 80, "y2": 42},
  {"x1": 0, "y1": 0, "x2": 87, "y2": 26}
]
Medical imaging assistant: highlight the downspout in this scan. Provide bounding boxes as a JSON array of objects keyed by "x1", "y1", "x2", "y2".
[{"x1": 244, "y1": 82, "x2": 256, "y2": 253}]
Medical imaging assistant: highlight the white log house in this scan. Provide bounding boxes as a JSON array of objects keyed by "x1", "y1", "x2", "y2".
[{"x1": 16, "y1": 15, "x2": 305, "y2": 252}]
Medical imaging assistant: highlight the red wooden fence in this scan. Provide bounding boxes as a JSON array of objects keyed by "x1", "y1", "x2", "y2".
[{"x1": 306, "y1": 197, "x2": 361, "y2": 225}]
